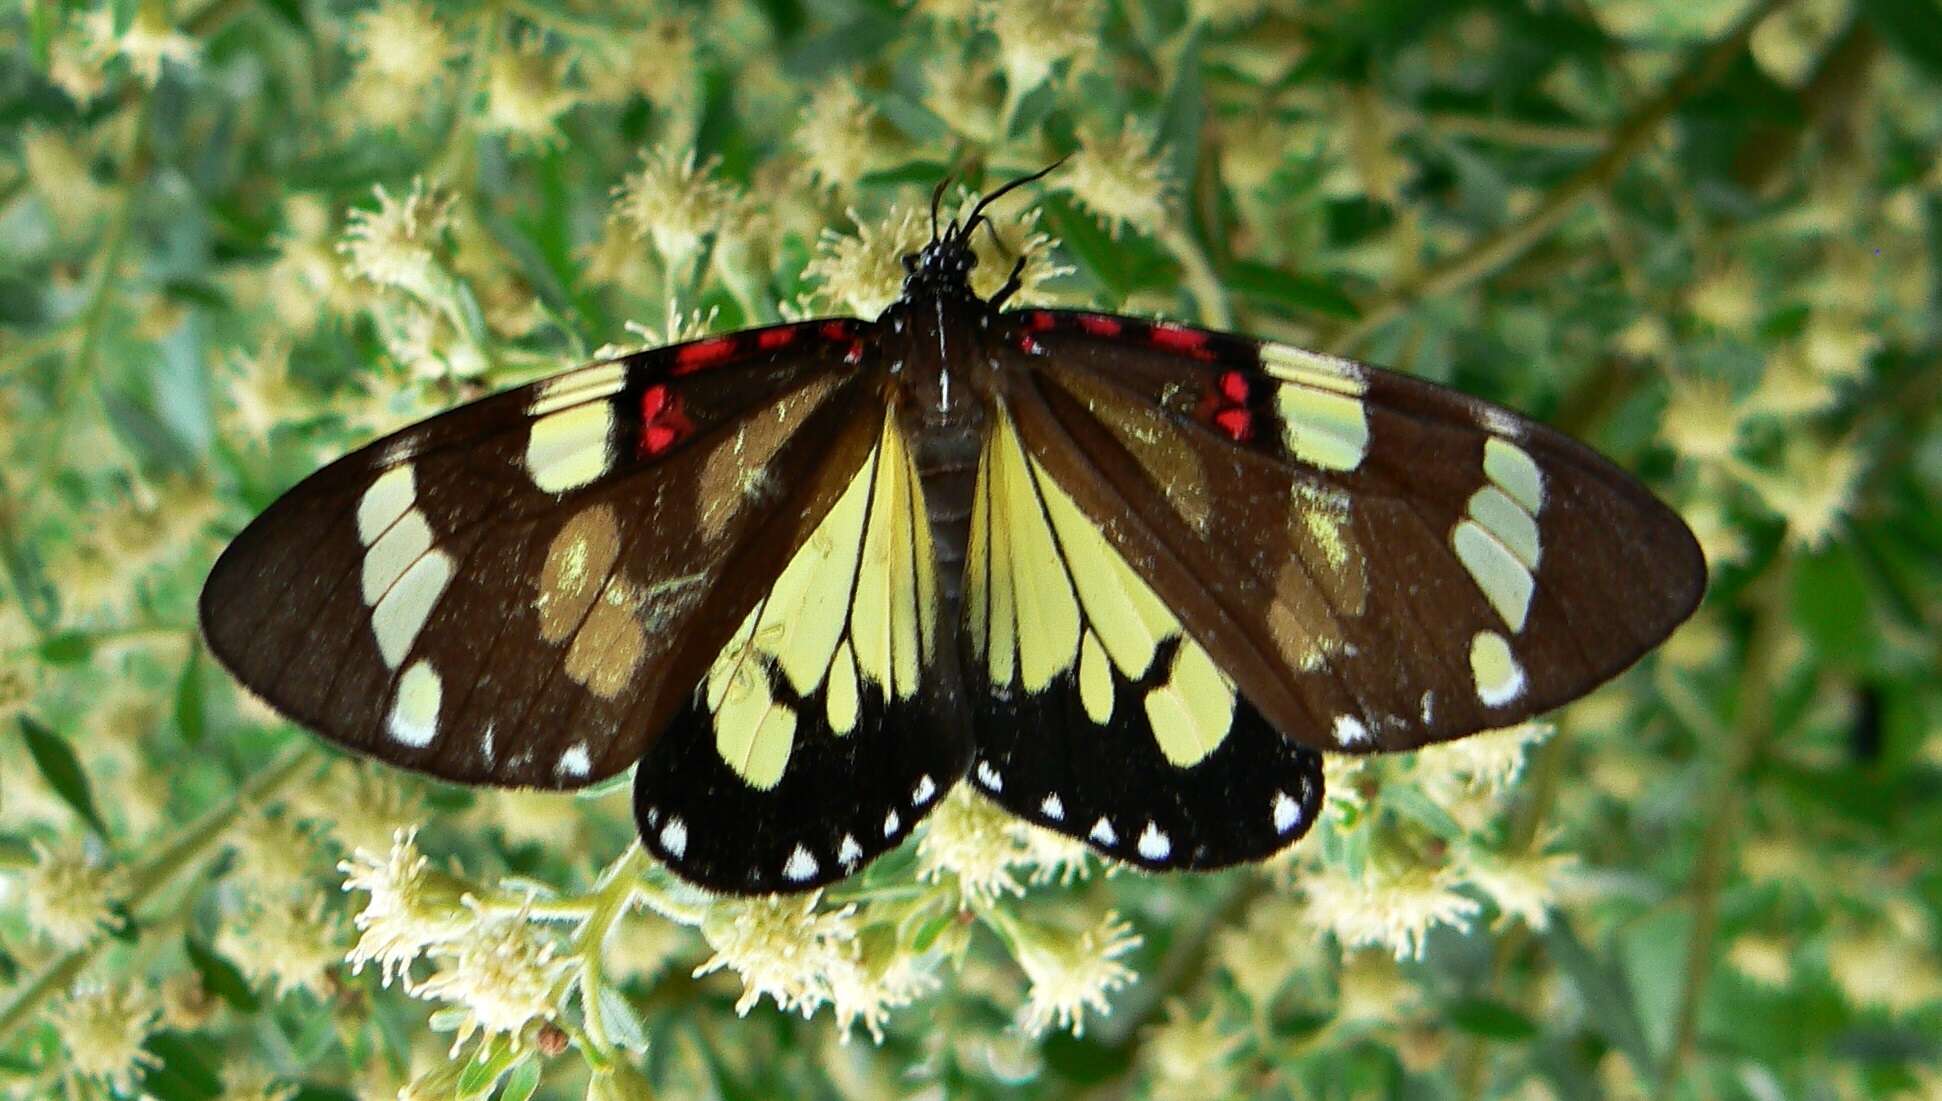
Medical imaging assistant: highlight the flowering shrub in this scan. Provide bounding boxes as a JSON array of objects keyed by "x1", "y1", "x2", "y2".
[{"x1": 3, "y1": 1, "x2": 1940, "y2": 1098}]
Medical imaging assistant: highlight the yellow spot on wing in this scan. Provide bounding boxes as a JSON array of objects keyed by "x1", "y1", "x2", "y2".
[
  {"x1": 356, "y1": 466, "x2": 416, "y2": 545},
  {"x1": 990, "y1": 416, "x2": 1080, "y2": 691},
  {"x1": 1078, "y1": 631, "x2": 1113, "y2": 724},
  {"x1": 827, "y1": 641, "x2": 859, "y2": 735},
  {"x1": 1469, "y1": 630, "x2": 1526, "y2": 706},
  {"x1": 1142, "y1": 640, "x2": 1234, "y2": 768},
  {"x1": 715, "y1": 679, "x2": 796, "y2": 790},
  {"x1": 1467, "y1": 486, "x2": 1540, "y2": 570}
]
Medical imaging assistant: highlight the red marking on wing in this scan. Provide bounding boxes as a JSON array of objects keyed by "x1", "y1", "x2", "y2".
[
  {"x1": 1214, "y1": 407, "x2": 1253, "y2": 442},
  {"x1": 757, "y1": 327, "x2": 798, "y2": 350},
  {"x1": 638, "y1": 384, "x2": 693, "y2": 457},
  {"x1": 673, "y1": 337, "x2": 738, "y2": 374},
  {"x1": 1077, "y1": 314, "x2": 1123, "y2": 337},
  {"x1": 1017, "y1": 334, "x2": 1044, "y2": 355},
  {"x1": 1220, "y1": 370, "x2": 1250, "y2": 403},
  {"x1": 1026, "y1": 311, "x2": 1057, "y2": 332},
  {"x1": 820, "y1": 321, "x2": 852, "y2": 342},
  {"x1": 1149, "y1": 323, "x2": 1209, "y2": 354},
  {"x1": 844, "y1": 340, "x2": 865, "y2": 365}
]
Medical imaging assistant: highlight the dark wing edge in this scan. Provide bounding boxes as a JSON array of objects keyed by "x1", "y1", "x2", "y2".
[
  {"x1": 1002, "y1": 308, "x2": 1705, "y2": 755},
  {"x1": 199, "y1": 319, "x2": 882, "y2": 790}
]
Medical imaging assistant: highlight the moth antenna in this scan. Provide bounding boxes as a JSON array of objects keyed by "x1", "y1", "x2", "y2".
[
  {"x1": 930, "y1": 174, "x2": 953, "y2": 243},
  {"x1": 959, "y1": 157, "x2": 1067, "y2": 242}
]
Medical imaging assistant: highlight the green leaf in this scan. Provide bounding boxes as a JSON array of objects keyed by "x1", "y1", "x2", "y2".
[
  {"x1": 140, "y1": 1033, "x2": 223, "y2": 1101},
  {"x1": 1381, "y1": 784, "x2": 1464, "y2": 840},
  {"x1": 1155, "y1": 29, "x2": 1205, "y2": 195},
  {"x1": 1446, "y1": 996, "x2": 1538, "y2": 1039},
  {"x1": 598, "y1": 984, "x2": 649, "y2": 1054},
  {"x1": 456, "y1": 1038, "x2": 521, "y2": 1098},
  {"x1": 184, "y1": 936, "x2": 260, "y2": 1013},
  {"x1": 37, "y1": 631, "x2": 94, "y2": 666},
  {"x1": 1042, "y1": 194, "x2": 1137, "y2": 301},
  {"x1": 0, "y1": 518, "x2": 58, "y2": 629},
  {"x1": 100, "y1": 387, "x2": 197, "y2": 474},
  {"x1": 1223, "y1": 259, "x2": 1361, "y2": 320},
  {"x1": 1543, "y1": 918, "x2": 1655, "y2": 1076},
  {"x1": 1792, "y1": 543, "x2": 1879, "y2": 667},
  {"x1": 18, "y1": 715, "x2": 110, "y2": 839},
  {"x1": 1860, "y1": 0, "x2": 1942, "y2": 81},
  {"x1": 175, "y1": 645, "x2": 205, "y2": 748},
  {"x1": 499, "y1": 1059, "x2": 542, "y2": 1101}
]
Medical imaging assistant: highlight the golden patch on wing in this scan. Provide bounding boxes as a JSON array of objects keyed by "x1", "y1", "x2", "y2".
[
  {"x1": 1047, "y1": 367, "x2": 1214, "y2": 531},
  {"x1": 697, "y1": 376, "x2": 842, "y2": 542},
  {"x1": 1265, "y1": 484, "x2": 1369, "y2": 672}
]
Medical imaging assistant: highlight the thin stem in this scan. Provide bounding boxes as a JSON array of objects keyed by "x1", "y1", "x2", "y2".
[
  {"x1": 0, "y1": 744, "x2": 318, "y2": 1043},
  {"x1": 1654, "y1": 585, "x2": 1785, "y2": 1096},
  {"x1": 571, "y1": 845, "x2": 650, "y2": 1056},
  {"x1": 1155, "y1": 221, "x2": 1233, "y2": 328},
  {"x1": 1322, "y1": 0, "x2": 1795, "y2": 355},
  {"x1": 19, "y1": 104, "x2": 150, "y2": 516}
]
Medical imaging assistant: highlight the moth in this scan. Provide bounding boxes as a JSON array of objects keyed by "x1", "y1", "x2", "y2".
[{"x1": 201, "y1": 170, "x2": 1705, "y2": 894}]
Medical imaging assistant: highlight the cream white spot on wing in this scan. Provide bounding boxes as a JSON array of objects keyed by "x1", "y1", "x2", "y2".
[
  {"x1": 479, "y1": 723, "x2": 495, "y2": 765},
  {"x1": 1470, "y1": 630, "x2": 1527, "y2": 707},
  {"x1": 838, "y1": 834, "x2": 863, "y2": 867},
  {"x1": 1260, "y1": 343, "x2": 1368, "y2": 395},
  {"x1": 883, "y1": 809, "x2": 901, "y2": 837},
  {"x1": 526, "y1": 403, "x2": 615, "y2": 494},
  {"x1": 1272, "y1": 791, "x2": 1300, "y2": 834},
  {"x1": 1333, "y1": 714, "x2": 1371, "y2": 747},
  {"x1": 1277, "y1": 385, "x2": 1370, "y2": 471},
  {"x1": 659, "y1": 817, "x2": 688, "y2": 859},
  {"x1": 528, "y1": 362, "x2": 626, "y2": 416},
  {"x1": 1484, "y1": 438, "x2": 1544, "y2": 513},
  {"x1": 976, "y1": 760, "x2": 1004, "y2": 792},
  {"x1": 386, "y1": 661, "x2": 441, "y2": 747},
  {"x1": 912, "y1": 775, "x2": 936, "y2": 806},
  {"x1": 1452, "y1": 520, "x2": 1535, "y2": 632},
  {"x1": 356, "y1": 466, "x2": 416, "y2": 546},
  {"x1": 557, "y1": 741, "x2": 591, "y2": 778},
  {"x1": 1419, "y1": 690, "x2": 1436, "y2": 726},
  {"x1": 1039, "y1": 794, "x2": 1065, "y2": 821},
  {"x1": 371, "y1": 550, "x2": 453, "y2": 668},
  {"x1": 361, "y1": 509, "x2": 433, "y2": 607},
  {"x1": 1137, "y1": 821, "x2": 1171, "y2": 861},
  {"x1": 1089, "y1": 817, "x2": 1117, "y2": 846},
  {"x1": 782, "y1": 844, "x2": 818, "y2": 882},
  {"x1": 1467, "y1": 486, "x2": 1541, "y2": 570}
]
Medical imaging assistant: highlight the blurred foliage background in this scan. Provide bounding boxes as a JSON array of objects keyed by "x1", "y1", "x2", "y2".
[{"x1": 2, "y1": 0, "x2": 1940, "y2": 1098}]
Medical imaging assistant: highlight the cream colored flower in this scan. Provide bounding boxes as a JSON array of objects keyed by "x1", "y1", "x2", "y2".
[
  {"x1": 347, "y1": 0, "x2": 454, "y2": 125},
  {"x1": 1745, "y1": 438, "x2": 1867, "y2": 549},
  {"x1": 1660, "y1": 375, "x2": 1745, "y2": 464},
  {"x1": 415, "y1": 899, "x2": 572, "y2": 1053},
  {"x1": 806, "y1": 203, "x2": 930, "y2": 318},
  {"x1": 1010, "y1": 910, "x2": 1142, "y2": 1037},
  {"x1": 339, "y1": 180, "x2": 457, "y2": 301},
  {"x1": 1303, "y1": 861, "x2": 1480, "y2": 960},
  {"x1": 231, "y1": 808, "x2": 324, "y2": 896},
  {"x1": 1416, "y1": 721, "x2": 1553, "y2": 797},
  {"x1": 796, "y1": 82, "x2": 882, "y2": 190},
  {"x1": 694, "y1": 892, "x2": 860, "y2": 1018},
  {"x1": 917, "y1": 786, "x2": 1029, "y2": 906},
  {"x1": 991, "y1": 0, "x2": 1095, "y2": 96},
  {"x1": 613, "y1": 147, "x2": 738, "y2": 268},
  {"x1": 292, "y1": 761, "x2": 423, "y2": 861},
  {"x1": 483, "y1": 35, "x2": 575, "y2": 144},
  {"x1": 1061, "y1": 121, "x2": 1170, "y2": 238},
  {"x1": 340, "y1": 829, "x2": 477, "y2": 987},
  {"x1": 1142, "y1": 1001, "x2": 1244, "y2": 1101},
  {"x1": 1460, "y1": 847, "x2": 1576, "y2": 931},
  {"x1": 218, "y1": 895, "x2": 342, "y2": 998},
  {"x1": 47, "y1": 983, "x2": 161, "y2": 1094},
  {"x1": 21, "y1": 840, "x2": 122, "y2": 948}
]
